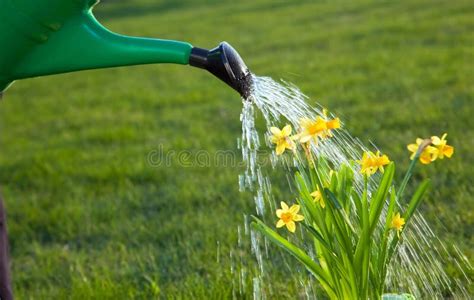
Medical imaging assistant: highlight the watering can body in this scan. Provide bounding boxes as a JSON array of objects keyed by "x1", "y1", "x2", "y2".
[
  {"x1": 0, "y1": 0, "x2": 252, "y2": 97},
  {"x1": 0, "y1": 0, "x2": 193, "y2": 92}
]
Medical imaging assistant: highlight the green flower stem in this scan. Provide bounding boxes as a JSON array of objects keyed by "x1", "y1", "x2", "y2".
[
  {"x1": 397, "y1": 140, "x2": 431, "y2": 201},
  {"x1": 396, "y1": 155, "x2": 418, "y2": 201}
]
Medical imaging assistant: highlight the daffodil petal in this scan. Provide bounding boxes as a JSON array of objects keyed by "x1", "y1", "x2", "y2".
[
  {"x1": 276, "y1": 144, "x2": 286, "y2": 155},
  {"x1": 276, "y1": 219, "x2": 285, "y2": 228},
  {"x1": 431, "y1": 136, "x2": 441, "y2": 145},
  {"x1": 280, "y1": 201, "x2": 289, "y2": 211},
  {"x1": 276, "y1": 209, "x2": 283, "y2": 218},
  {"x1": 289, "y1": 204, "x2": 300, "y2": 214},
  {"x1": 441, "y1": 133, "x2": 448, "y2": 140},
  {"x1": 419, "y1": 152, "x2": 432, "y2": 164},
  {"x1": 286, "y1": 221, "x2": 296, "y2": 233},
  {"x1": 315, "y1": 119, "x2": 327, "y2": 131},
  {"x1": 320, "y1": 198, "x2": 326, "y2": 208},
  {"x1": 327, "y1": 118, "x2": 340, "y2": 129},
  {"x1": 299, "y1": 118, "x2": 311, "y2": 127},
  {"x1": 299, "y1": 134, "x2": 311, "y2": 143},
  {"x1": 270, "y1": 127, "x2": 281, "y2": 135},
  {"x1": 443, "y1": 145, "x2": 454, "y2": 158},
  {"x1": 282, "y1": 125, "x2": 292, "y2": 136},
  {"x1": 291, "y1": 133, "x2": 301, "y2": 140},
  {"x1": 407, "y1": 144, "x2": 418, "y2": 153},
  {"x1": 286, "y1": 140, "x2": 295, "y2": 150},
  {"x1": 310, "y1": 191, "x2": 321, "y2": 200},
  {"x1": 426, "y1": 146, "x2": 438, "y2": 153},
  {"x1": 293, "y1": 214, "x2": 304, "y2": 221},
  {"x1": 381, "y1": 155, "x2": 390, "y2": 164}
]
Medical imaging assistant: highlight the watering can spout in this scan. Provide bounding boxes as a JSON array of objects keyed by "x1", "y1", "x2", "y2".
[{"x1": 189, "y1": 42, "x2": 253, "y2": 99}]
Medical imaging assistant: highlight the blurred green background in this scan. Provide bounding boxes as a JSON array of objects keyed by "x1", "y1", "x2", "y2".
[{"x1": 0, "y1": 0, "x2": 472, "y2": 298}]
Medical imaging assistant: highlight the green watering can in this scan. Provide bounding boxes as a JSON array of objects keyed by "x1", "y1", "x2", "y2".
[{"x1": 0, "y1": 0, "x2": 253, "y2": 97}]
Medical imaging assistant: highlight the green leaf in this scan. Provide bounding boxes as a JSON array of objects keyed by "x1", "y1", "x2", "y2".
[
  {"x1": 352, "y1": 189, "x2": 363, "y2": 228},
  {"x1": 295, "y1": 172, "x2": 332, "y2": 241},
  {"x1": 324, "y1": 188, "x2": 342, "y2": 209},
  {"x1": 303, "y1": 223, "x2": 332, "y2": 252},
  {"x1": 353, "y1": 176, "x2": 370, "y2": 287},
  {"x1": 251, "y1": 217, "x2": 337, "y2": 298},
  {"x1": 369, "y1": 163, "x2": 395, "y2": 235},
  {"x1": 404, "y1": 179, "x2": 431, "y2": 223},
  {"x1": 303, "y1": 223, "x2": 350, "y2": 284},
  {"x1": 295, "y1": 173, "x2": 320, "y2": 223},
  {"x1": 386, "y1": 179, "x2": 431, "y2": 265},
  {"x1": 377, "y1": 188, "x2": 397, "y2": 288},
  {"x1": 325, "y1": 188, "x2": 356, "y2": 234},
  {"x1": 321, "y1": 191, "x2": 354, "y2": 261},
  {"x1": 336, "y1": 164, "x2": 354, "y2": 211}
]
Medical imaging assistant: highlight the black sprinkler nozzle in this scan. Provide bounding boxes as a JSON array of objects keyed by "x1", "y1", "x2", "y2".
[{"x1": 189, "y1": 42, "x2": 252, "y2": 99}]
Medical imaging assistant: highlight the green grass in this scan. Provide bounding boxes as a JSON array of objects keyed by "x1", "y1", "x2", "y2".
[{"x1": 0, "y1": 0, "x2": 472, "y2": 298}]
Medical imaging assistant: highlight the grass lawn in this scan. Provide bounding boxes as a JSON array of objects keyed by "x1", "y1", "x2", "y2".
[{"x1": 0, "y1": 0, "x2": 472, "y2": 298}]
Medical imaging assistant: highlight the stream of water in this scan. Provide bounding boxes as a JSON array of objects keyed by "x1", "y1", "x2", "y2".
[{"x1": 234, "y1": 75, "x2": 472, "y2": 299}]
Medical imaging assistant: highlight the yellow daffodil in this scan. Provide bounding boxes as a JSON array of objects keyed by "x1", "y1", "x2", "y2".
[
  {"x1": 390, "y1": 212, "x2": 406, "y2": 237},
  {"x1": 310, "y1": 187, "x2": 325, "y2": 208},
  {"x1": 270, "y1": 125, "x2": 295, "y2": 155},
  {"x1": 328, "y1": 169, "x2": 335, "y2": 181},
  {"x1": 321, "y1": 109, "x2": 341, "y2": 138},
  {"x1": 431, "y1": 133, "x2": 454, "y2": 160},
  {"x1": 298, "y1": 117, "x2": 327, "y2": 144},
  {"x1": 373, "y1": 151, "x2": 390, "y2": 173},
  {"x1": 298, "y1": 111, "x2": 341, "y2": 144},
  {"x1": 358, "y1": 151, "x2": 391, "y2": 176},
  {"x1": 358, "y1": 152, "x2": 375, "y2": 175},
  {"x1": 326, "y1": 118, "x2": 341, "y2": 131},
  {"x1": 407, "y1": 138, "x2": 438, "y2": 164},
  {"x1": 276, "y1": 201, "x2": 304, "y2": 233}
]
